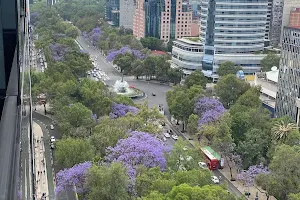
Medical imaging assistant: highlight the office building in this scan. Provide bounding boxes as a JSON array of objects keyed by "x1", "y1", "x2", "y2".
[
  {"x1": 199, "y1": 0, "x2": 268, "y2": 75},
  {"x1": 275, "y1": 27, "x2": 300, "y2": 125},
  {"x1": 133, "y1": 0, "x2": 196, "y2": 41},
  {"x1": 289, "y1": 7, "x2": 300, "y2": 29},
  {"x1": 106, "y1": 0, "x2": 136, "y2": 29},
  {"x1": 269, "y1": 0, "x2": 300, "y2": 47},
  {"x1": 265, "y1": 0, "x2": 273, "y2": 45}
]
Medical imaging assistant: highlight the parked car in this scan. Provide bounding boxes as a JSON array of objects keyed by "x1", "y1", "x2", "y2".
[
  {"x1": 50, "y1": 125, "x2": 54, "y2": 130},
  {"x1": 172, "y1": 134, "x2": 178, "y2": 140},
  {"x1": 50, "y1": 143, "x2": 55, "y2": 149},
  {"x1": 152, "y1": 93, "x2": 156, "y2": 96},
  {"x1": 211, "y1": 176, "x2": 220, "y2": 184},
  {"x1": 164, "y1": 132, "x2": 170, "y2": 138}
]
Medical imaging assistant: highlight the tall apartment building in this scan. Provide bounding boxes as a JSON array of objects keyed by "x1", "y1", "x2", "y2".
[
  {"x1": 289, "y1": 7, "x2": 300, "y2": 29},
  {"x1": 199, "y1": 0, "x2": 268, "y2": 73},
  {"x1": 269, "y1": 0, "x2": 300, "y2": 47},
  {"x1": 133, "y1": 0, "x2": 195, "y2": 41},
  {"x1": 275, "y1": 27, "x2": 300, "y2": 126},
  {"x1": 106, "y1": 0, "x2": 136, "y2": 29},
  {"x1": 265, "y1": 0, "x2": 273, "y2": 45}
]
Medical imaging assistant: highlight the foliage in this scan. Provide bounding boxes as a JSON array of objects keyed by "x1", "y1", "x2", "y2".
[
  {"x1": 237, "y1": 164, "x2": 269, "y2": 187},
  {"x1": 56, "y1": 161, "x2": 92, "y2": 195},
  {"x1": 217, "y1": 61, "x2": 242, "y2": 76},
  {"x1": 256, "y1": 145, "x2": 300, "y2": 199},
  {"x1": 194, "y1": 97, "x2": 226, "y2": 127},
  {"x1": 187, "y1": 114, "x2": 200, "y2": 134},
  {"x1": 56, "y1": 103, "x2": 95, "y2": 137},
  {"x1": 140, "y1": 37, "x2": 165, "y2": 51},
  {"x1": 260, "y1": 53, "x2": 280, "y2": 72},
  {"x1": 215, "y1": 74, "x2": 250, "y2": 108},
  {"x1": 87, "y1": 27, "x2": 102, "y2": 46},
  {"x1": 106, "y1": 46, "x2": 145, "y2": 62},
  {"x1": 109, "y1": 102, "x2": 139, "y2": 118},
  {"x1": 166, "y1": 138, "x2": 204, "y2": 172},
  {"x1": 87, "y1": 163, "x2": 131, "y2": 200},
  {"x1": 55, "y1": 138, "x2": 95, "y2": 169},
  {"x1": 271, "y1": 120, "x2": 298, "y2": 142},
  {"x1": 184, "y1": 70, "x2": 207, "y2": 89},
  {"x1": 105, "y1": 131, "x2": 170, "y2": 192}
]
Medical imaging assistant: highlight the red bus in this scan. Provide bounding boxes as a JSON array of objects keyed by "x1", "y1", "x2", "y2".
[{"x1": 201, "y1": 146, "x2": 221, "y2": 170}]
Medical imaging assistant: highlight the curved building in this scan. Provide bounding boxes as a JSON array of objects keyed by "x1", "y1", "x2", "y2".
[{"x1": 200, "y1": 0, "x2": 268, "y2": 72}]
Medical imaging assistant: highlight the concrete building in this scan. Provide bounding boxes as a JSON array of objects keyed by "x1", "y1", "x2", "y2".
[
  {"x1": 269, "y1": 0, "x2": 300, "y2": 47},
  {"x1": 133, "y1": 0, "x2": 195, "y2": 41},
  {"x1": 289, "y1": 7, "x2": 300, "y2": 29},
  {"x1": 106, "y1": 0, "x2": 136, "y2": 28},
  {"x1": 120, "y1": 0, "x2": 136, "y2": 29},
  {"x1": 275, "y1": 27, "x2": 300, "y2": 125}
]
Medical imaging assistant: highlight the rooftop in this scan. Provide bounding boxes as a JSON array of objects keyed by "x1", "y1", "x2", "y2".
[{"x1": 254, "y1": 70, "x2": 278, "y2": 104}]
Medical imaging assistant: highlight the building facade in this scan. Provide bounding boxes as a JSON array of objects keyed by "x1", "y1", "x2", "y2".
[
  {"x1": 120, "y1": 0, "x2": 136, "y2": 29},
  {"x1": 133, "y1": 0, "x2": 195, "y2": 41},
  {"x1": 198, "y1": 0, "x2": 268, "y2": 74},
  {"x1": 106, "y1": 0, "x2": 120, "y2": 26},
  {"x1": 275, "y1": 27, "x2": 300, "y2": 125},
  {"x1": 289, "y1": 7, "x2": 300, "y2": 29}
]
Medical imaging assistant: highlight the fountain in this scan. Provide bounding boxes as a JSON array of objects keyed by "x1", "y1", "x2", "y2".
[{"x1": 110, "y1": 75, "x2": 144, "y2": 99}]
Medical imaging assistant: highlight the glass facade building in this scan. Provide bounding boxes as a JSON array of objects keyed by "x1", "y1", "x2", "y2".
[
  {"x1": 275, "y1": 27, "x2": 300, "y2": 125},
  {"x1": 144, "y1": 0, "x2": 163, "y2": 38},
  {"x1": 200, "y1": 0, "x2": 268, "y2": 71}
]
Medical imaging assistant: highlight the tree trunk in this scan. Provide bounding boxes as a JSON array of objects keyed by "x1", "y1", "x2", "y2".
[{"x1": 182, "y1": 121, "x2": 185, "y2": 132}]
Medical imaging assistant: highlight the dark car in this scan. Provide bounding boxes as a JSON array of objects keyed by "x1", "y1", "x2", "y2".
[{"x1": 152, "y1": 93, "x2": 156, "y2": 96}]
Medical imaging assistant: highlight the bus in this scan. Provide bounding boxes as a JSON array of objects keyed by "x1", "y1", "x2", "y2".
[{"x1": 201, "y1": 146, "x2": 221, "y2": 170}]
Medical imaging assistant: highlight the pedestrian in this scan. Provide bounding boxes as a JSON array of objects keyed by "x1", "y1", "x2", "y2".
[
  {"x1": 38, "y1": 171, "x2": 40, "y2": 175},
  {"x1": 43, "y1": 170, "x2": 45, "y2": 174}
]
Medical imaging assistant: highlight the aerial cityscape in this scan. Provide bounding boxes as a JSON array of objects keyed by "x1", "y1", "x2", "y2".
[{"x1": 1, "y1": 0, "x2": 300, "y2": 200}]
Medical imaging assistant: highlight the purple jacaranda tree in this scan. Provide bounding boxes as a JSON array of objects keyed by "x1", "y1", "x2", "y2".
[
  {"x1": 49, "y1": 43, "x2": 69, "y2": 61},
  {"x1": 237, "y1": 164, "x2": 270, "y2": 187},
  {"x1": 105, "y1": 131, "x2": 171, "y2": 194},
  {"x1": 109, "y1": 103, "x2": 139, "y2": 119},
  {"x1": 55, "y1": 161, "x2": 92, "y2": 196},
  {"x1": 106, "y1": 46, "x2": 145, "y2": 62},
  {"x1": 194, "y1": 97, "x2": 226, "y2": 127},
  {"x1": 30, "y1": 12, "x2": 40, "y2": 25},
  {"x1": 87, "y1": 27, "x2": 102, "y2": 46}
]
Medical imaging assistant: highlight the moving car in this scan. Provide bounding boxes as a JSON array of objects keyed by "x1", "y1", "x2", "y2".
[
  {"x1": 152, "y1": 93, "x2": 156, "y2": 96},
  {"x1": 50, "y1": 136, "x2": 55, "y2": 143},
  {"x1": 172, "y1": 134, "x2": 178, "y2": 140},
  {"x1": 211, "y1": 176, "x2": 220, "y2": 184},
  {"x1": 50, "y1": 125, "x2": 54, "y2": 130},
  {"x1": 198, "y1": 162, "x2": 208, "y2": 169},
  {"x1": 164, "y1": 132, "x2": 170, "y2": 138},
  {"x1": 50, "y1": 143, "x2": 55, "y2": 149}
]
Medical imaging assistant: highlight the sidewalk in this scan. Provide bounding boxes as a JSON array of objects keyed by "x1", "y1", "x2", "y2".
[
  {"x1": 33, "y1": 122, "x2": 50, "y2": 199},
  {"x1": 169, "y1": 120, "x2": 276, "y2": 200}
]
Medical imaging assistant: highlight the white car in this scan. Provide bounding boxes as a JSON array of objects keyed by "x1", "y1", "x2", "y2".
[
  {"x1": 50, "y1": 125, "x2": 54, "y2": 130},
  {"x1": 164, "y1": 132, "x2": 170, "y2": 138},
  {"x1": 87, "y1": 72, "x2": 91, "y2": 75},
  {"x1": 50, "y1": 136, "x2": 55, "y2": 143},
  {"x1": 198, "y1": 162, "x2": 208, "y2": 169},
  {"x1": 211, "y1": 176, "x2": 220, "y2": 184},
  {"x1": 162, "y1": 137, "x2": 167, "y2": 142},
  {"x1": 172, "y1": 134, "x2": 179, "y2": 140}
]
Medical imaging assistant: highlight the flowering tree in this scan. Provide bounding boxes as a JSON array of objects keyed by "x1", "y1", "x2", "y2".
[
  {"x1": 49, "y1": 43, "x2": 69, "y2": 61},
  {"x1": 106, "y1": 46, "x2": 145, "y2": 62},
  {"x1": 87, "y1": 27, "x2": 102, "y2": 46},
  {"x1": 30, "y1": 12, "x2": 40, "y2": 25},
  {"x1": 55, "y1": 161, "x2": 92, "y2": 195},
  {"x1": 237, "y1": 164, "x2": 270, "y2": 187},
  {"x1": 105, "y1": 131, "x2": 170, "y2": 193},
  {"x1": 194, "y1": 97, "x2": 226, "y2": 127},
  {"x1": 109, "y1": 103, "x2": 139, "y2": 118}
]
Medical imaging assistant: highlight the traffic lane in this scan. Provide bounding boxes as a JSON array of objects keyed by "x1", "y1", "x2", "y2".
[{"x1": 33, "y1": 112, "x2": 61, "y2": 140}]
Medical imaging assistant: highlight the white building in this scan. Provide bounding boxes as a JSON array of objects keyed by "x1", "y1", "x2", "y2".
[{"x1": 119, "y1": 0, "x2": 136, "y2": 29}]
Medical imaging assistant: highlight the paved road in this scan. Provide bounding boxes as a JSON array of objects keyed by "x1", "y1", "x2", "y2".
[{"x1": 76, "y1": 37, "x2": 172, "y2": 117}]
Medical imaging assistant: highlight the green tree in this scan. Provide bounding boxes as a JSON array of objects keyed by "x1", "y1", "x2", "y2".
[
  {"x1": 184, "y1": 70, "x2": 207, "y2": 89},
  {"x1": 168, "y1": 68, "x2": 182, "y2": 85},
  {"x1": 236, "y1": 128, "x2": 270, "y2": 168},
  {"x1": 260, "y1": 53, "x2": 280, "y2": 72},
  {"x1": 143, "y1": 56, "x2": 157, "y2": 80},
  {"x1": 113, "y1": 53, "x2": 135, "y2": 73},
  {"x1": 215, "y1": 74, "x2": 250, "y2": 108},
  {"x1": 257, "y1": 145, "x2": 300, "y2": 199},
  {"x1": 288, "y1": 193, "x2": 300, "y2": 200},
  {"x1": 63, "y1": 51, "x2": 93, "y2": 78},
  {"x1": 56, "y1": 102, "x2": 94, "y2": 136},
  {"x1": 187, "y1": 114, "x2": 200, "y2": 135},
  {"x1": 65, "y1": 25, "x2": 80, "y2": 38},
  {"x1": 140, "y1": 37, "x2": 165, "y2": 50},
  {"x1": 131, "y1": 59, "x2": 144, "y2": 79},
  {"x1": 87, "y1": 163, "x2": 130, "y2": 200},
  {"x1": 217, "y1": 61, "x2": 242, "y2": 76},
  {"x1": 55, "y1": 138, "x2": 95, "y2": 169},
  {"x1": 166, "y1": 138, "x2": 203, "y2": 171}
]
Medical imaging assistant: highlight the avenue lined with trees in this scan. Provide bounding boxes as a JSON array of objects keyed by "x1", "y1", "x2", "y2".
[{"x1": 30, "y1": 0, "x2": 300, "y2": 199}]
